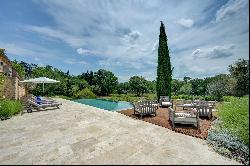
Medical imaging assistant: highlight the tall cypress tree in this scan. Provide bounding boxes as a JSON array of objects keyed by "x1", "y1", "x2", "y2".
[{"x1": 156, "y1": 21, "x2": 172, "y2": 100}]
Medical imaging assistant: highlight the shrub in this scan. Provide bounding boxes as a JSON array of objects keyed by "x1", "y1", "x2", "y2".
[
  {"x1": 0, "y1": 100, "x2": 23, "y2": 120},
  {"x1": 222, "y1": 96, "x2": 235, "y2": 102},
  {"x1": 144, "y1": 93, "x2": 157, "y2": 100},
  {"x1": 207, "y1": 119, "x2": 249, "y2": 165},
  {"x1": 204, "y1": 95, "x2": 217, "y2": 101},
  {"x1": 74, "y1": 88, "x2": 96, "y2": 99}
]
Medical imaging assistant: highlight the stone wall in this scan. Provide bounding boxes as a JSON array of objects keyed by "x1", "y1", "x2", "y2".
[
  {"x1": 0, "y1": 74, "x2": 5, "y2": 97},
  {"x1": 0, "y1": 74, "x2": 26, "y2": 100}
]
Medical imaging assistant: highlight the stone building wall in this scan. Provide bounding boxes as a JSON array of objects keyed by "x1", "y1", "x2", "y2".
[{"x1": 0, "y1": 75, "x2": 26, "y2": 100}]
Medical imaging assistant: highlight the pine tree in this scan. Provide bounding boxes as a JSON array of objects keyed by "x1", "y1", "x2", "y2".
[{"x1": 156, "y1": 21, "x2": 172, "y2": 100}]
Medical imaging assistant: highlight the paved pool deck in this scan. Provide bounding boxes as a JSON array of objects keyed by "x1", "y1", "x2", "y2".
[{"x1": 0, "y1": 98, "x2": 240, "y2": 165}]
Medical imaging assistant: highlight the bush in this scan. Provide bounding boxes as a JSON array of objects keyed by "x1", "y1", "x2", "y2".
[
  {"x1": 74, "y1": 88, "x2": 96, "y2": 99},
  {"x1": 204, "y1": 95, "x2": 218, "y2": 101},
  {"x1": 222, "y1": 96, "x2": 235, "y2": 102},
  {"x1": 207, "y1": 119, "x2": 249, "y2": 165},
  {"x1": 0, "y1": 100, "x2": 23, "y2": 120},
  {"x1": 172, "y1": 95, "x2": 219, "y2": 101}
]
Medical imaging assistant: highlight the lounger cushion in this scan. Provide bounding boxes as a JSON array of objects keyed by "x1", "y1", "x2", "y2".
[{"x1": 36, "y1": 96, "x2": 42, "y2": 105}]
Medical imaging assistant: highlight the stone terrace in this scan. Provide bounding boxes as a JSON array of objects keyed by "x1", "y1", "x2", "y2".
[{"x1": 0, "y1": 98, "x2": 240, "y2": 165}]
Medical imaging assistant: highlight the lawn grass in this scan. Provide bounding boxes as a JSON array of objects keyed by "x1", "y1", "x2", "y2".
[{"x1": 217, "y1": 96, "x2": 249, "y2": 145}]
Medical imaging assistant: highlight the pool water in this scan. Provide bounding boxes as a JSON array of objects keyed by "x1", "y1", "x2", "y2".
[{"x1": 73, "y1": 98, "x2": 133, "y2": 111}]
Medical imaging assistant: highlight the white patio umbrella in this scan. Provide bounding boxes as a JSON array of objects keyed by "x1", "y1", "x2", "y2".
[{"x1": 20, "y1": 77, "x2": 60, "y2": 94}]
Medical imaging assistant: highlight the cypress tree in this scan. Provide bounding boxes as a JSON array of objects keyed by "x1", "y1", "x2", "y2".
[{"x1": 156, "y1": 21, "x2": 172, "y2": 100}]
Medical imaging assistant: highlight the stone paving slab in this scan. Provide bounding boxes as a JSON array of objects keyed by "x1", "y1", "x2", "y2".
[{"x1": 0, "y1": 98, "x2": 240, "y2": 165}]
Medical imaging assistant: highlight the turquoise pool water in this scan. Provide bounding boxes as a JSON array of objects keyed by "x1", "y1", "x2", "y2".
[{"x1": 73, "y1": 98, "x2": 133, "y2": 111}]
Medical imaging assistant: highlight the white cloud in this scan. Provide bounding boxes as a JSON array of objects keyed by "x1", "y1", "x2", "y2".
[
  {"x1": 215, "y1": 0, "x2": 248, "y2": 22},
  {"x1": 192, "y1": 45, "x2": 236, "y2": 59},
  {"x1": 64, "y1": 58, "x2": 87, "y2": 65},
  {"x1": 151, "y1": 41, "x2": 158, "y2": 52},
  {"x1": 76, "y1": 48, "x2": 99, "y2": 56},
  {"x1": 79, "y1": 61, "x2": 87, "y2": 65},
  {"x1": 34, "y1": 57, "x2": 40, "y2": 61},
  {"x1": 0, "y1": 42, "x2": 57, "y2": 59},
  {"x1": 63, "y1": 58, "x2": 75, "y2": 64},
  {"x1": 26, "y1": 26, "x2": 85, "y2": 47},
  {"x1": 177, "y1": 18, "x2": 194, "y2": 28},
  {"x1": 122, "y1": 30, "x2": 141, "y2": 43},
  {"x1": 20, "y1": 0, "x2": 248, "y2": 80}
]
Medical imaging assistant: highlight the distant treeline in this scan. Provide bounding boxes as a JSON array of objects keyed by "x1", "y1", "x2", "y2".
[{"x1": 11, "y1": 58, "x2": 249, "y2": 101}]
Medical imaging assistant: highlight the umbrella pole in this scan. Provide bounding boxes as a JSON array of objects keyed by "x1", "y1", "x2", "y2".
[{"x1": 43, "y1": 82, "x2": 44, "y2": 96}]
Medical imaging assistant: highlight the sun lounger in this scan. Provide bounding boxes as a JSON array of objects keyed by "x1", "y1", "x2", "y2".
[
  {"x1": 35, "y1": 96, "x2": 59, "y2": 104},
  {"x1": 26, "y1": 98, "x2": 62, "y2": 113}
]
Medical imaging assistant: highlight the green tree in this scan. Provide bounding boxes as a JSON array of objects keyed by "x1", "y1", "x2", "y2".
[
  {"x1": 81, "y1": 70, "x2": 94, "y2": 86},
  {"x1": 206, "y1": 74, "x2": 236, "y2": 101},
  {"x1": 93, "y1": 69, "x2": 118, "y2": 96},
  {"x1": 129, "y1": 76, "x2": 147, "y2": 97},
  {"x1": 172, "y1": 79, "x2": 184, "y2": 95},
  {"x1": 183, "y1": 76, "x2": 191, "y2": 83},
  {"x1": 190, "y1": 78, "x2": 206, "y2": 96},
  {"x1": 74, "y1": 87, "x2": 96, "y2": 99},
  {"x1": 117, "y1": 82, "x2": 130, "y2": 94},
  {"x1": 156, "y1": 21, "x2": 172, "y2": 100},
  {"x1": 179, "y1": 82, "x2": 192, "y2": 95},
  {"x1": 11, "y1": 60, "x2": 25, "y2": 78},
  {"x1": 228, "y1": 58, "x2": 249, "y2": 97},
  {"x1": 0, "y1": 48, "x2": 5, "y2": 56},
  {"x1": 146, "y1": 80, "x2": 156, "y2": 93}
]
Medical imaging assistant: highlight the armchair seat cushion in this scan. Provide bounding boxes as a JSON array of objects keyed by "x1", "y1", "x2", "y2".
[
  {"x1": 162, "y1": 101, "x2": 172, "y2": 105},
  {"x1": 174, "y1": 117, "x2": 198, "y2": 123},
  {"x1": 183, "y1": 103, "x2": 193, "y2": 106},
  {"x1": 175, "y1": 112, "x2": 193, "y2": 117}
]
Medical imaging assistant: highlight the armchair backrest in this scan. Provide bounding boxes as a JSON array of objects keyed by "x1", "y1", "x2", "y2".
[
  {"x1": 160, "y1": 96, "x2": 170, "y2": 101},
  {"x1": 168, "y1": 107, "x2": 174, "y2": 121},
  {"x1": 134, "y1": 100, "x2": 158, "y2": 113},
  {"x1": 196, "y1": 104, "x2": 212, "y2": 116}
]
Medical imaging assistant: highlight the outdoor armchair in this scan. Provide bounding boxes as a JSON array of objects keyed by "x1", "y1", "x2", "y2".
[
  {"x1": 168, "y1": 107, "x2": 200, "y2": 130},
  {"x1": 194, "y1": 103, "x2": 213, "y2": 119},
  {"x1": 159, "y1": 96, "x2": 173, "y2": 108},
  {"x1": 133, "y1": 100, "x2": 158, "y2": 118}
]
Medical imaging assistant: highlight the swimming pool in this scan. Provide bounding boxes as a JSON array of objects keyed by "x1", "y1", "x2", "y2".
[{"x1": 73, "y1": 98, "x2": 133, "y2": 111}]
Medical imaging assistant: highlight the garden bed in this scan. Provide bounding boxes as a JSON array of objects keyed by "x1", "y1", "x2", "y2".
[{"x1": 118, "y1": 107, "x2": 215, "y2": 139}]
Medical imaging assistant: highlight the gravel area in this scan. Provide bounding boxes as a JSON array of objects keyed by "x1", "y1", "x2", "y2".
[{"x1": 118, "y1": 107, "x2": 214, "y2": 139}]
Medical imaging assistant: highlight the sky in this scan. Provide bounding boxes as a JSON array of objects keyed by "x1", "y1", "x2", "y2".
[{"x1": 0, "y1": 0, "x2": 249, "y2": 82}]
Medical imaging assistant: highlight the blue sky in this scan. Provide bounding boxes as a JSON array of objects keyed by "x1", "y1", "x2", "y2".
[{"x1": 0, "y1": 0, "x2": 249, "y2": 82}]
